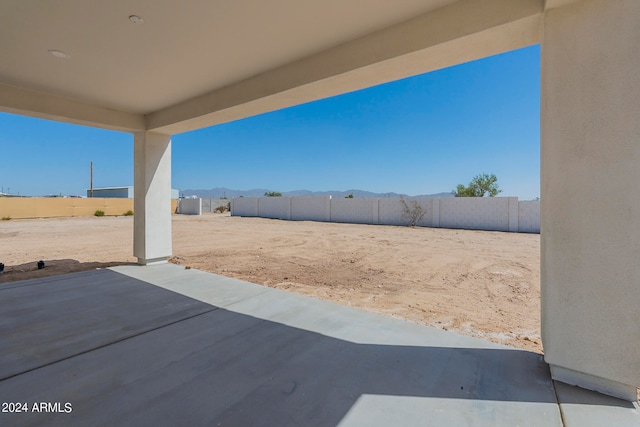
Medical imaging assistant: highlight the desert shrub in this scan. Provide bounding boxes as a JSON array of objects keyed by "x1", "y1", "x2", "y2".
[
  {"x1": 400, "y1": 198, "x2": 425, "y2": 227},
  {"x1": 94, "y1": 210, "x2": 105, "y2": 217},
  {"x1": 214, "y1": 205, "x2": 226, "y2": 213},
  {"x1": 1, "y1": 216, "x2": 11, "y2": 221},
  {"x1": 123, "y1": 210, "x2": 134, "y2": 216}
]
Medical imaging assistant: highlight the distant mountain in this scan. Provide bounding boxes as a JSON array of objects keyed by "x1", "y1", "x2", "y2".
[
  {"x1": 179, "y1": 188, "x2": 269, "y2": 199},
  {"x1": 179, "y1": 187, "x2": 453, "y2": 199}
]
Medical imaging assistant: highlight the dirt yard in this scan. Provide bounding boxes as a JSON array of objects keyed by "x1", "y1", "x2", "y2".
[{"x1": 0, "y1": 213, "x2": 542, "y2": 353}]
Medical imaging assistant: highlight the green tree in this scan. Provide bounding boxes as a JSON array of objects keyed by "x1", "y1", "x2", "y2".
[
  {"x1": 453, "y1": 173, "x2": 502, "y2": 197},
  {"x1": 264, "y1": 191, "x2": 282, "y2": 197},
  {"x1": 345, "y1": 193, "x2": 354, "y2": 198}
]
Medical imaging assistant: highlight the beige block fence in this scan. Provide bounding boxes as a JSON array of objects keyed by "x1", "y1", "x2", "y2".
[{"x1": 0, "y1": 198, "x2": 179, "y2": 219}]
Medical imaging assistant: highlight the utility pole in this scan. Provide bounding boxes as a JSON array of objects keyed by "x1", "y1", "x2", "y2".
[{"x1": 90, "y1": 161, "x2": 93, "y2": 198}]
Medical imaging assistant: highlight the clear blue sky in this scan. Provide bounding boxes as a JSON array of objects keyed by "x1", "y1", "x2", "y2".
[{"x1": 0, "y1": 45, "x2": 540, "y2": 199}]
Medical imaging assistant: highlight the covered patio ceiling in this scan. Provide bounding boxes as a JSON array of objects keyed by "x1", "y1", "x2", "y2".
[
  {"x1": 0, "y1": 0, "x2": 544, "y2": 135},
  {"x1": 3, "y1": 0, "x2": 638, "y2": 406}
]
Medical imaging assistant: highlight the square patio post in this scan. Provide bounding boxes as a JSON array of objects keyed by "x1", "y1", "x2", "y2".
[
  {"x1": 133, "y1": 131, "x2": 172, "y2": 265},
  {"x1": 541, "y1": 0, "x2": 640, "y2": 400}
]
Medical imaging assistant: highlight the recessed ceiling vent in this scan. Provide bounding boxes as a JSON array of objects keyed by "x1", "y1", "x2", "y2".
[
  {"x1": 48, "y1": 49, "x2": 71, "y2": 59},
  {"x1": 129, "y1": 15, "x2": 144, "y2": 24}
]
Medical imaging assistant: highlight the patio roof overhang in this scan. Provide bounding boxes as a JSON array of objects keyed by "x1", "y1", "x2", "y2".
[{"x1": 0, "y1": 0, "x2": 543, "y2": 135}]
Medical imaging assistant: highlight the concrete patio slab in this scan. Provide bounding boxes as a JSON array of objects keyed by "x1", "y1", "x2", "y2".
[
  {"x1": 0, "y1": 269, "x2": 214, "y2": 380},
  {"x1": 554, "y1": 381, "x2": 639, "y2": 427},
  {"x1": 0, "y1": 264, "x2": 637, "y2": 426}
]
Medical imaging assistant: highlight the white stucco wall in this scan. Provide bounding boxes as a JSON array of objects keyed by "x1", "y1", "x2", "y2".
[
  {"x1": 541, "y1": 0, "x2": 640, "y2": 400},
  {"x1": 133, "y1": 132, "x2": 172, "y2": 265}
]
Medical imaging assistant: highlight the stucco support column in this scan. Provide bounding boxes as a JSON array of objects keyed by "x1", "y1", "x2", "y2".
[
  {"x1": 541, "y1": 0, "x2": 639, "y2": 400},
  {"x1": 133, "y1": 132, "x2": 172, "y2": 265}
]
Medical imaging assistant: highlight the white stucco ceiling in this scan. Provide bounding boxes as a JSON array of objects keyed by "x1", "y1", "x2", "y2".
[
  {"x1": 0, "y1": 0, "x2": 457, "y2": 114},
  {"x1": 0, "y1": 0, "x2": 544, "y2": 133}
]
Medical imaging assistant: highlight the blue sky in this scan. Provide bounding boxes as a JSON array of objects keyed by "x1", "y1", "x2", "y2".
[{"x1": 0, "y1": 45, "x2": 540, "y2": 199}]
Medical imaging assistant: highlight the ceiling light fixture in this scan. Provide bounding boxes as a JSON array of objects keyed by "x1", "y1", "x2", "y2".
[
  {"x1": 129, "y1": 15, "x2": 144, "y2": 24},
  {"x1": 48, "y1": 49, "x2": 71, "y2": 59}
]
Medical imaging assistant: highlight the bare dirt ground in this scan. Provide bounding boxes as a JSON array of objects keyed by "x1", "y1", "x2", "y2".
[{"x1": 0, "y1": 213, "x2": 542, "y2": 353}]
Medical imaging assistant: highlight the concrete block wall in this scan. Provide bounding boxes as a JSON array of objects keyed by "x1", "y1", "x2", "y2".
[
  {"x1": 177, "y1": 198, "x2": 202, "y2": 215},
  {"x1": 232, "y1": 196, "x2": 539, "y2": 233},
  {"x1": 231, "y1": 197, "x2": 258, "y2": 217},
  {"x1": 0, "y1": 197, "x2": 179, "y2": 219},
  {"x1": 386, "y1": 198, "x2": 433, "y2": 227},
  {"x1": 417, "y1": 198, "x2": 434, "y2": 227},
  {"x1": 377, "y1": 198, "x2": 407, "y2": 226},
  {"x1": 201, "y1": 198, "x2": 231, "y2": 213},
  {"x1": 291, "y1": 196, "x2": 331, "y2": 222},
  {"x1": 518, "y1": 200, "x2": 540, "y2": 233},
  {"x1": 330, "y1": 198, "x2": 378, "y2": 224},
  {"x1": 438, "y1": 197, "x2": 512, "y2": 231},
  {"x1": 257, "y1": 197, "x2": 291, "y2": 220}
]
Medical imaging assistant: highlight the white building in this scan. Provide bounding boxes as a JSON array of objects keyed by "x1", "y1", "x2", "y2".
[{"x1": 87, "y1": 186, "x2": 179, "y2": 199}]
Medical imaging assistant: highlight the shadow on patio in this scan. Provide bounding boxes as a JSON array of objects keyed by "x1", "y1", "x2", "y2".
[
  {"x1": 0, "y1": 259, "x2": 136, "y2": 284},
  {"x1": 0, "y1": 266, "x2": 636, "y2": 426}
]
